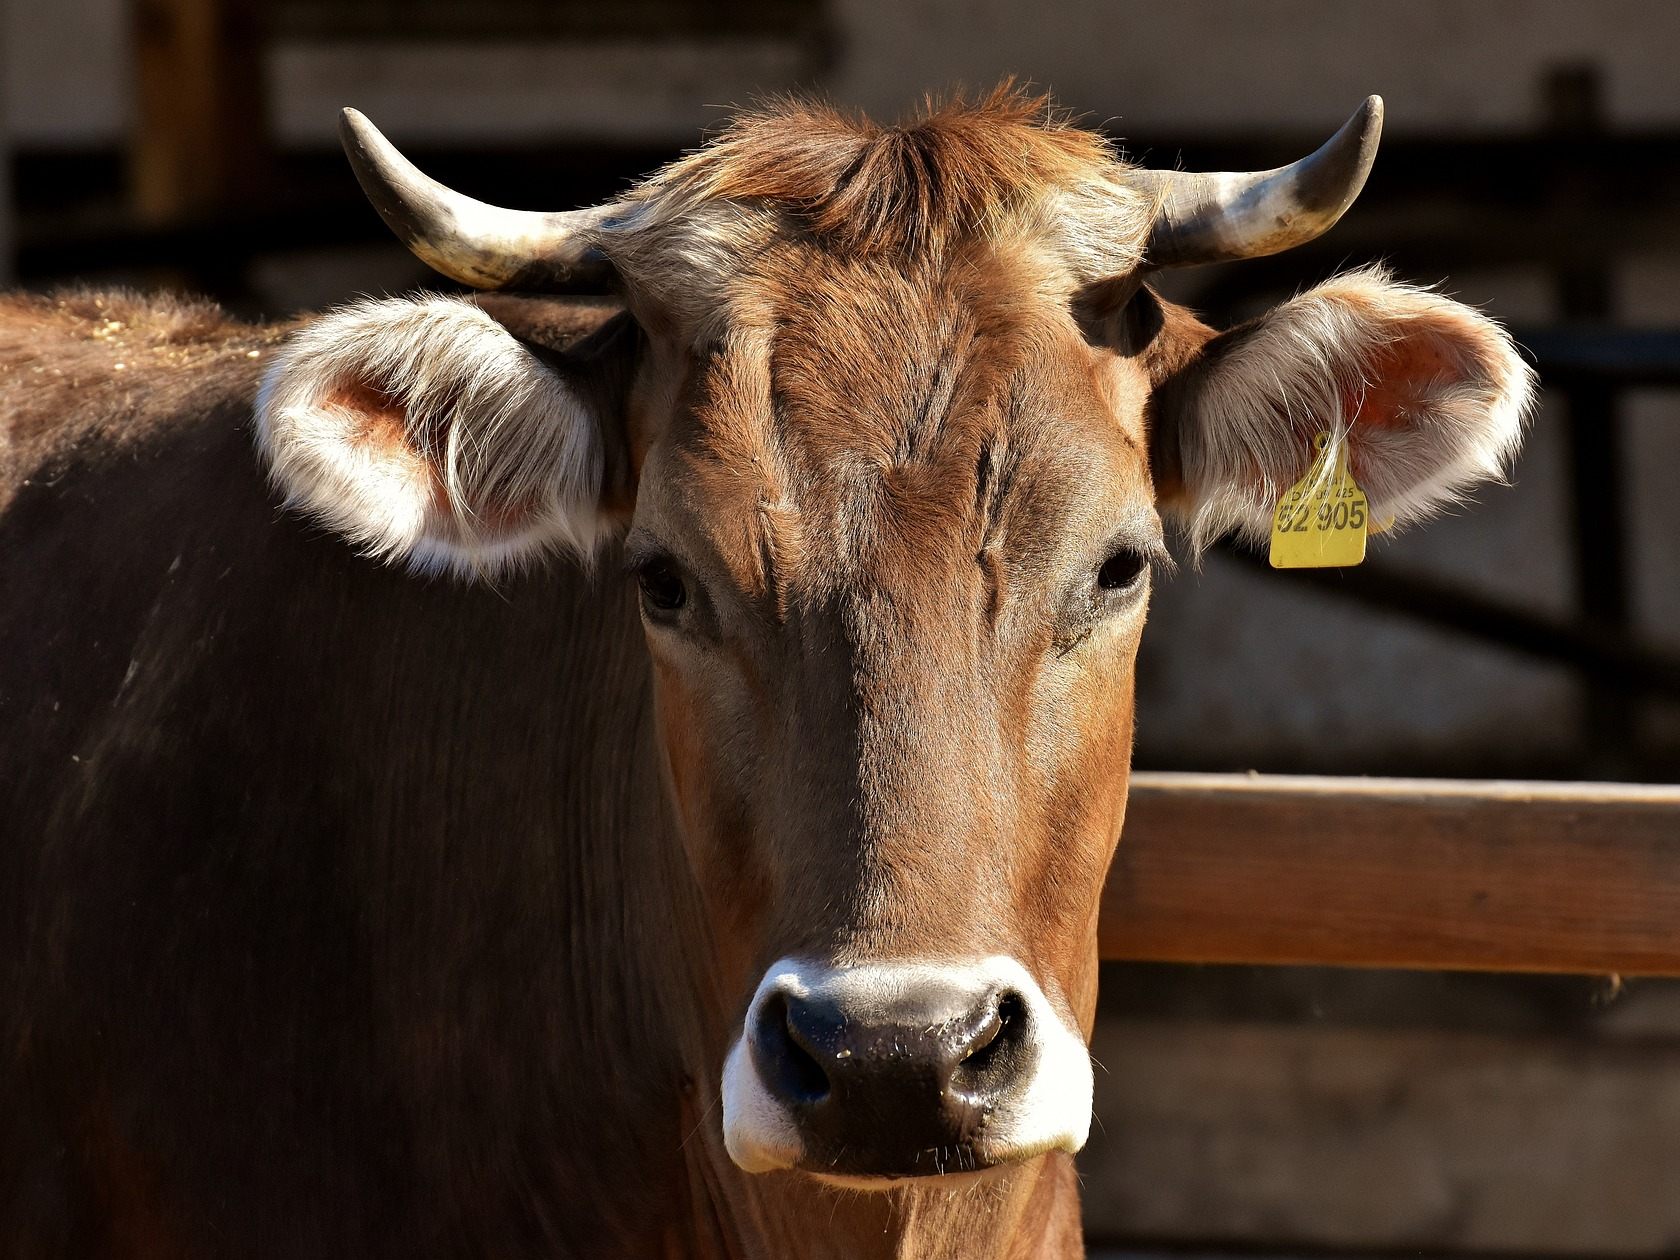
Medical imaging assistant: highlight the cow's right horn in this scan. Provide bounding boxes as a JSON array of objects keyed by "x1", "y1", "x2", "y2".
[{"x1": 339, "y1": 108, "x2": 620, "y2": 291}]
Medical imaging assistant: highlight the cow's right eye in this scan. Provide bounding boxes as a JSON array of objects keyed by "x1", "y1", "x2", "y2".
[{"x1": 636, "y1": 558, "x2": 688, "y2": 614}]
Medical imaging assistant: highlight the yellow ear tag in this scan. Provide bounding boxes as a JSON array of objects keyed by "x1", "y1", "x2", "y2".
[{"x1": 1268, "y1": 432, "x2": 1370, "y2": 569}]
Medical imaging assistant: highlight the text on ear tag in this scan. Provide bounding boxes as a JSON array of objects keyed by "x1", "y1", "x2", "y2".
[{"x1": 1269, "y1": 432, "x2": 1370, "y2": 569}]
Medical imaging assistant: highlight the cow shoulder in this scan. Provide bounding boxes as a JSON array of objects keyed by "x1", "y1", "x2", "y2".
[{"x1": 0, "y1": 289, "x2": 271, "y2": 501}]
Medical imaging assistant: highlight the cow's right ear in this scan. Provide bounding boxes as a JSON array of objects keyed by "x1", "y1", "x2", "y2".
[{"x1": 256, "y1": 295, "x2": 639, "y2": 579}]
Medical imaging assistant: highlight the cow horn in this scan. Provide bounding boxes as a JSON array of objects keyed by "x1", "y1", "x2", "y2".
[
  {"x1": 338, "y1": 108, "x2": 620, "y2": 291},
  {"x1": 1136, "y1": 96, "x2": 1383, "y2": 269}
]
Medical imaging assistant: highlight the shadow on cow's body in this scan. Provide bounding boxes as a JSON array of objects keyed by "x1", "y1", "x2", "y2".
[{"x1": 1, "y1": 87, "x2": 1531, "y2": 1258}]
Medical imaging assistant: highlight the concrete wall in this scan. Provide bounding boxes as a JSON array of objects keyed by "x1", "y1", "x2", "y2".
[
  {"x1": 1, "y1": 0, "x2": 130, "y2": 146},
  {"x1": 827, "y1": 0, "x2": 1680, "y2": 135},
  {"x1": 1084, "y1": 1003, "x2": 1680, "y2": 1253}
]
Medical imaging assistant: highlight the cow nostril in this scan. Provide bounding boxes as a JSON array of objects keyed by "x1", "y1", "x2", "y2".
[
  {"x1": 954, "y1": 991, "x2": 1028, "y2": 1085},
  {"x1": 755, "y1": 994, "x2": 830, "y2": 1104}
]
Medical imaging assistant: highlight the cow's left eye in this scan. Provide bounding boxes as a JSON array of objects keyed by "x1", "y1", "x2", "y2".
[
  {"x1": 1055, "y1": 545, "x2": 1151, "y2": 650},
  {"x1": 1096, "y1": 548, "x2": 1148, "y2": 593}
]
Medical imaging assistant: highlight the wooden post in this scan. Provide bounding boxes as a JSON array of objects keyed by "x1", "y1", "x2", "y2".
[
  {"x1": 0, "y1": 19, "x2": 13, "y2": 286},
  {"x1": 129, "y1": 0, "x2": 272, "y2": 223}
]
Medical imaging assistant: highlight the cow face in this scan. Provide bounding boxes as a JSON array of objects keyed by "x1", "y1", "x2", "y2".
[
  {"x1": 615, "y1": 241, "x2": 1165, "y2": 1178},
  {"x1": 258, "y1": 89, "x2": 1532, "y2": 1188}
]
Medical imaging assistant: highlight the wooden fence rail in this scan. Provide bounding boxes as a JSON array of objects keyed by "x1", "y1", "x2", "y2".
[{"x1": 1102, "y1": 772, "x2": 1680, "y2": 976}]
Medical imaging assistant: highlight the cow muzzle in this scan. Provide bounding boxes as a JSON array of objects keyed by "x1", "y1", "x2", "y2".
[{"x1": 721, "y1": 957, "x2": 1093, "y2": 1183}]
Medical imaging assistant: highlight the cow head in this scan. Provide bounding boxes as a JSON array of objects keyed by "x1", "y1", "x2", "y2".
[{"x1": 257, "y1": 89, "x2": 1531, "y2": 1189}]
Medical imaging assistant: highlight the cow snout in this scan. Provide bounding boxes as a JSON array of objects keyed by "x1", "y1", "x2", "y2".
[
  {"x1": 755, "y1": 981, "x2": 1034, "y2": 1170},
  {"x1": 721, "y1": 958, "x2": 1093, "y2": 1184}
]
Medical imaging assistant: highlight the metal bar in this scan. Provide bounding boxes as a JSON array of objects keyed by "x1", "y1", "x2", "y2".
[{"x1": 1513, "y1": 326, "x2": 1680, "y2": 386}]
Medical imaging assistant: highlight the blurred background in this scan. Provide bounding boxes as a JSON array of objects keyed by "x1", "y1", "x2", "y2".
[{"x1": 5, "y1": 1, "x2": 1679, "y2": 1254}]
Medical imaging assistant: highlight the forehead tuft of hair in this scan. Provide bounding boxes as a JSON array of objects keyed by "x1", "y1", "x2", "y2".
[{"x1": 643, "y1": 82, "x2": 1126, "y2": 258}]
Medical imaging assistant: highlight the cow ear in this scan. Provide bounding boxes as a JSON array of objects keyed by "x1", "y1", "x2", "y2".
[
  {"x1": 256, "y1": 295, "x2": 638, "y2": 578},
  {"x1": 1149, "y1": 267, "x2": 1535, "y2": 553}
]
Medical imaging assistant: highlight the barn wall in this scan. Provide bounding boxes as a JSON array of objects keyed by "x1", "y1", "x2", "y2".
[
  {"x1": 827, "y1": 0, "x2": 1680, "y2": 135},
  {"x1": 1, "y1": 0, "x2": 130, "y2": 145},
  {"x1": 11, "y1": 0, "x2": 1680, "y2": 144}
]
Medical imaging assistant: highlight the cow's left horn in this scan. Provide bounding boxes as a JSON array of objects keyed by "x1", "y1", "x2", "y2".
[
  {"x1": 1135, "y1": 96, "x2": 1383, "y2": 269},
  {"x1": 339, "y1": 108, "x2": 619, "y2": 291}
]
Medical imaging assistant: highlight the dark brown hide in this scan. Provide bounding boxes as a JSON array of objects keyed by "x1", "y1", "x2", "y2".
[
  {"x1": 0, "y1": 292, "x2": 700, "y2": 1258},
  {"x1": 1, "y1": 288, "x2": 1117, "y2": 1259}
]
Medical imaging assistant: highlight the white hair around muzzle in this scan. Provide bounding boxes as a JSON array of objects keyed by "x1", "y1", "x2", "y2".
[{"x1": 722, "y1": 956, "x2": 1094, "y2": 1183}]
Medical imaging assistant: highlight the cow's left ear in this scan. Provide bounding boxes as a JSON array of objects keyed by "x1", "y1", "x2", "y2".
[
  {"x1": 257, "y1": 295, "x2": 639, "y2": 578},
  {"x1": 1149, "y1": 267, "x2": 1535, "y2": 552}
]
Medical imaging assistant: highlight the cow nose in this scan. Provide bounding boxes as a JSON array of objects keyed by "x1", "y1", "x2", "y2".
[
  {"x1": 750, "y1": 980, "x2": 1034, "y2": 1176},
  {"x1": 723, "y1": 958, "x2": 1094, "y2": 1180}
]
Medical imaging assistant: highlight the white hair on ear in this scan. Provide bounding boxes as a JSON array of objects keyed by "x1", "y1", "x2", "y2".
[
  {"x1": 1173, "y1": 266, "x2": 1536, "y2": 555},
  {"x1": 255, "y1": 295, "x2": 606, "y2": 579}
]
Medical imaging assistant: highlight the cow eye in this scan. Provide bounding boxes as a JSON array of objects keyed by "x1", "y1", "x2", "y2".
[
  {"x1": 1096, "y1": 548, "x2": 1148, "y2": 592},
  {"x1": 636, "y1": 557, "x2": 688, "y2": 614}
]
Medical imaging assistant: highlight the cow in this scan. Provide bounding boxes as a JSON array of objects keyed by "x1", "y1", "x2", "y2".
[{"x1": 0, "y1": 86, "x2": 1531, "y2": 1258}]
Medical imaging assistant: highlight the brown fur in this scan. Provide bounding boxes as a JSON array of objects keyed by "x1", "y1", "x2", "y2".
[{"x1": 654, "y1": 84, "x2": 1126, "y2": 258}]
